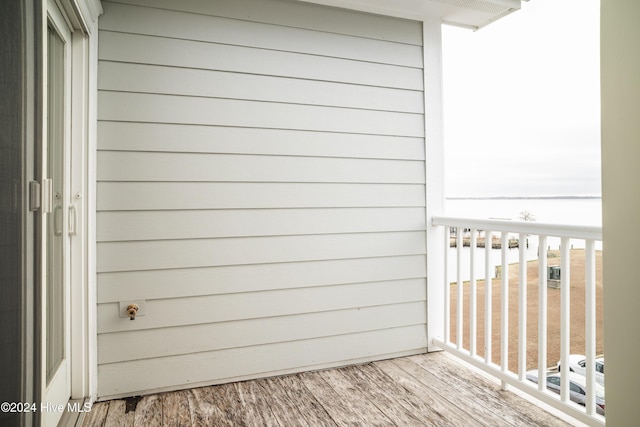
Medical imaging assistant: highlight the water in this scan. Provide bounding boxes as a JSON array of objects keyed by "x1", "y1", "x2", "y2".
[
  {"x1": 445, "y1": 197, "x2": 602, "y2": 226},
  {"x1": 443, "y1": 197, "x2": 602, "y2": 281}
]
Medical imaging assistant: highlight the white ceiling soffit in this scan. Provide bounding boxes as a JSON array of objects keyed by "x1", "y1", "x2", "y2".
[{"x1": 297, "y1": 0, "x2": 522, "y2": 30}]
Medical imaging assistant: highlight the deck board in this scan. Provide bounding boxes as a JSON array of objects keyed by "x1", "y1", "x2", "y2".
[
  {"x1": 376, "y1": 358, "x2": 474, "y2": 426},
  {"x1": 262, "y1": 375, "x2": 336, "y2": 427},
  {"x1": 161, "y1": 389, "x2": 191, "y2": 427},
  {"x1": 82, "y1": 401, "x2": 109, "y2": 427},
  {"x1": 214, "y1": 383, "x2": 248, "y2": 426},
  {"x1": 133, "y1": 395, "x2": 162, "y2": 426},
  {"x1": 298, "y1": 371, "x2": 371, "y2": 426},
  {"x1": 315, "y1": 368, "x2": 395, "y2": 426},
  {"x1": 82, "y1": 352, "x2": 571, "y2": 426},
  {"x1": 414, "y1": 355, "x2": 568, "y2": 427},
  {"x1": 392, "y1": 356, "x2": 506, "y2": 427},
  {"x1": 337, "y1": 364, "x2": 428, "y2": 426},
  {"x1": 234, "y1": 380, "x2": 280, "y2": 427},
  {"x1": 186, "y1": 386, "x2": 219, "y2": 426},
  {"x1": 356, "y1": 363, "x2": 446, "y2": 425},
  {"x1": 103, "y1": 399, "x2": 133, "y2": 427},
  {"x1": 253, "y1": 377, "x2": 310, "y2": 426}
]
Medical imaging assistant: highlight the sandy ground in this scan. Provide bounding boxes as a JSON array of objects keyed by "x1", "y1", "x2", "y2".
[{"x1": 449, "y1": 249, "x2": 604, "y2": 372}]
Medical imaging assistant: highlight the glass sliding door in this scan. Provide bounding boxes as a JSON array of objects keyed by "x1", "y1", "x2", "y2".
[
  {"x1": 46, "y1": 23, "x2": 66, "y2": 384},
  {"x1": 42, "y1": 3, "x2": 72, "y2": 425}
]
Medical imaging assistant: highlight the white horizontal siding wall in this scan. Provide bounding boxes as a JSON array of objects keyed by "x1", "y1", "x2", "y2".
[{"x1": 96, "y1": 0, "x2": 426, "y2": 399}]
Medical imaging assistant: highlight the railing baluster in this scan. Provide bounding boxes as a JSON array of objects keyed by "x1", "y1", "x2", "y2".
[
  {"x1": 560, "y1": 237, "x2": 571, "y2": 403},
  {"x1": 538, "y1": 236, "x2": 548, "y2": 392},
  {"x1": 585, "y1": 239, "x2": 596, "y2": 415},
  {"x1": 500, "y1": 232, "x2": 509, "y2": 390},
  {"x1": 470, "y1": 228, "x2": 477, "y2": 357},
  {"x1": 485, "y1": 230, "x2": 492, "y2": 364},
  {"x1": 457, "y1": 228, "x2": 463, "y2": 350},
  {"x1": 518, "y1": 232, "x2": 527, "y2": 381}
]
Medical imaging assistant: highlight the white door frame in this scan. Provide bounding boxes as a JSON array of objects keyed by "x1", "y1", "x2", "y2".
[
  {"x1": 40, "y1": 0, "x2": 101, "y2": 418},
  {"x1": 42, "y1": 3, "x2": 73, "y2": 425}
]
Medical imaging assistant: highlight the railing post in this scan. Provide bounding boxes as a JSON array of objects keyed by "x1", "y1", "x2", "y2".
[{"x1": 423, "y1": 17, "x2": 445, "y2": 352}]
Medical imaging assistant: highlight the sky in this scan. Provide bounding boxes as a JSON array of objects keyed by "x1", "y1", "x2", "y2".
[{"x1": 441, "y1": 0, "x2": 601, "y2": 198}]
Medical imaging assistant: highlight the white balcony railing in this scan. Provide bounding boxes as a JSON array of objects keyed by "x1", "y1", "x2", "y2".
[{"x1": 431, "y1": 216, "x2": 604, "y2": 427}]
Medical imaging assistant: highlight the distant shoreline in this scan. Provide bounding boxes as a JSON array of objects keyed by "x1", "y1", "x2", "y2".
[{"x1": 447, "y1": 195, "x2": 602, "y2": 200}]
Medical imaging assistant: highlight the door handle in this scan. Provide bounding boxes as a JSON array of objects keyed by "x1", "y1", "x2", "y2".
[
  {"x1": 42, "y1": 179, "x2": 53, "y2": 214},
  {"x1": 53, "y1": 205, "x2": 63, "y2": 236},
  {"x1": 68, "y1": 204, "x2": 77, "y2": 236}
]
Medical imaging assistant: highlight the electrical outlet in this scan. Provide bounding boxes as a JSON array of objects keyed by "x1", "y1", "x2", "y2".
[{"x1": 119, "y1": 300, "x2": 147, "y2": 319}]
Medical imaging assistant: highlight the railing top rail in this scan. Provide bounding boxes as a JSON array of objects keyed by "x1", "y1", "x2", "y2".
[{"x1": 432, "y1": 216, "x2": 602, "y2": 241}]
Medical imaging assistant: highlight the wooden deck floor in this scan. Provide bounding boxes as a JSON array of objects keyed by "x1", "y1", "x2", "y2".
[{"x1": 81, "y1": 352, "x2": 570, "y2": 426}]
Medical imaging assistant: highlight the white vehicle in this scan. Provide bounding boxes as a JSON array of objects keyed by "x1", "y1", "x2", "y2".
[
  {"x1": 557, "y1": 355, "x2": 605, "y2": 386},
  {"x1": 527, "y1": 371, "x2": 605, "y2": 416}
]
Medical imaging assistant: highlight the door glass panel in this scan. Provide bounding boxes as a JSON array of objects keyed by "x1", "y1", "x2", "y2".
[{"x1": 46, "y1": 25, "x2": 65, "y2": 384}]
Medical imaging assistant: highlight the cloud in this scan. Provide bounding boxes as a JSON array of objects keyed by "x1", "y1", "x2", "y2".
[{"x1": 441, "y1": 0, "x2": 601, "y2": 197}]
